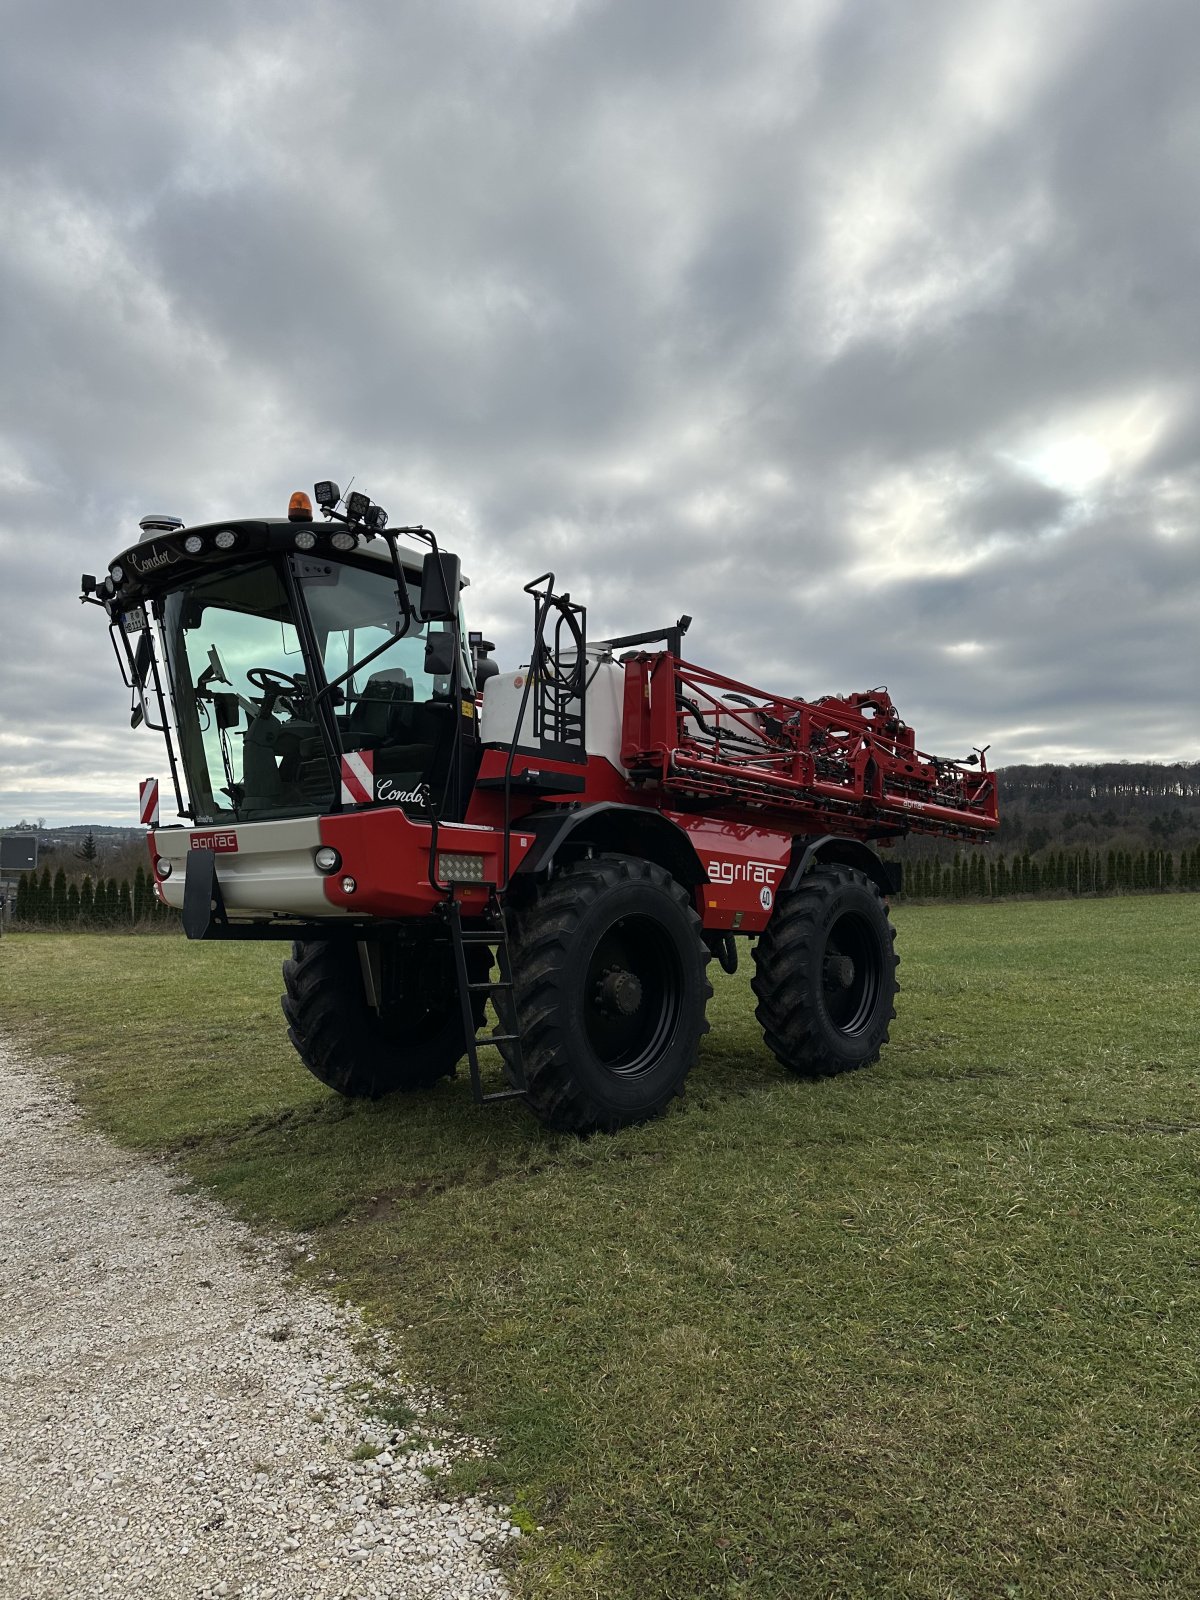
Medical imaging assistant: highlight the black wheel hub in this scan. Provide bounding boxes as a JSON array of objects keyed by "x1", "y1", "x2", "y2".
[
  {"x1": 582, "y1": 913, "x2": 683, "y2": 1078},
  {"x1": 824, "y1": 951, "x2": 856, "y2": 990},
  {"x1": 595, "y1": 967, "x2": 644, "y2": 1017},
  {"x1": 821, "y1": 912, "x2": 882, "y2": 1035}
]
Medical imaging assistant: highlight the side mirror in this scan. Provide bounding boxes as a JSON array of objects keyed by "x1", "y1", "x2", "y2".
[
  {"x1": 420, "y1": 550, "x2": 461, "y2": 621},
  {"x1": 132, "y1": 631, "x2": 152, "y2": 688},
  {"x1": 424, "y1": 630, "x2": 457, "y2": 678}
]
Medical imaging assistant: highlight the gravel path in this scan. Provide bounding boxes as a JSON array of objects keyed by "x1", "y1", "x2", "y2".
[{"x1": 0, "y1": 1038, "x2": 517, "y2": 1599}]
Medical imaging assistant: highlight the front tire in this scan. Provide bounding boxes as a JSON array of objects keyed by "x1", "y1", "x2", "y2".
[
  {"x1": 502, "y1": 854, "x2": 712, "y2": 1135},
  {"x1": 752, "y1": 864, "x2": 898, "y2": 1078},
  {"x1": 281, "y1": 937, "x2": 484, "y2": 1099}
]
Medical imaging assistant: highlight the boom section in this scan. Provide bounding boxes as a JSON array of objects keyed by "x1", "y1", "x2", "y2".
[{"x1": 620, "y1": 653, "x2": 998, "y2": 841}]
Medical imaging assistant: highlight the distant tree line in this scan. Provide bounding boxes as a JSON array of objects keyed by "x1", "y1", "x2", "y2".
[
  {"x1": 993, "y1": 763, "x2": 1200, "y2": 853},
  {"x1": 1000, "y1": 762, "x2": 1200, "y2": 804},
  {"x1": 895, "y1": 760, "x2": 1200, "y2": 891},
  {"x1": 900, "y1": 846, "x2": 1200, "y2": 901},
  {"x1": 12, "y1": 865, "x2": 176, "y2": 928}
]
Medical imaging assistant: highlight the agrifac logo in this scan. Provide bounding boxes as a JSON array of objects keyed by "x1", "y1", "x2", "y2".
[
  {"x1": 706, "y1": 858, "x2": 780, "y2": 886},
  {"x1": 190, "y1": 831, "x2": 238, "y2": 853}
]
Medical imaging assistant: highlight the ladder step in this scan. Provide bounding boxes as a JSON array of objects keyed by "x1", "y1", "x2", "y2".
[{"x1": 445, "y1": 893, "x2": 528, "y2": 1105}]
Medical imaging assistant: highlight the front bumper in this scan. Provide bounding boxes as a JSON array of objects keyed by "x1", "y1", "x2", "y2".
[{"x1": 150, "y1": 808, "x2": 539, "y2": 935}]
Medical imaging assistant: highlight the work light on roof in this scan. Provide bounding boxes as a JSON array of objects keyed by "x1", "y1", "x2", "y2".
[
  {"x1": 313, "y1": 480, "x2": 340, "y2": 509},
  {"x1": 364, "y1": 504, "x2": 388, "y2": 531},
  {"x1": 345, "y1": 490, "x2": 371, "y2": 522}
]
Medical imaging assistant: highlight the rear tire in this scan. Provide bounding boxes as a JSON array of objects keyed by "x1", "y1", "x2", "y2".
[
  {"x1": 751, "y1": 864, "x2": 898, "y2": 1078},
  {"x1": 502, "y1": 854, "x2": 711, "y2": 1135},
  {"x1": 281, "y1": 938, "x2": 484, "y2": 1099}
]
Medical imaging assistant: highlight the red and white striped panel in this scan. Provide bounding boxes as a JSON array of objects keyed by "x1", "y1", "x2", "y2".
[
  {"x1": 339, "y1": 749, "x2": 374, "y2": 806},
  {"x1": 139, "y1": 777, "x2": 160, "y2": 828}
]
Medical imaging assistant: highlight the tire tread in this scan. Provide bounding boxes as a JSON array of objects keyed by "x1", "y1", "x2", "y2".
[{"x1": 751, "y1": 865, "x2": 899, "y2": 1078}]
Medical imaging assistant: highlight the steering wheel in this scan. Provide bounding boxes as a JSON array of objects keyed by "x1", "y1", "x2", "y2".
[{"x1": 246, "y1": 668, "x2": 304, "y2": 694}]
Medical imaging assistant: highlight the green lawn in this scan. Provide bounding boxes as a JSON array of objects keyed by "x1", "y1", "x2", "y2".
[{"x1": 2, "y1": 897, "x2": 1198, "y2": 1599}]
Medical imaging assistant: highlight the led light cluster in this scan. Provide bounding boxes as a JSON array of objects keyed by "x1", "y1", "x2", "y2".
[
  {"x1": 437, "y1": 852, "x2": 488, "y2": 883},
  {"x1": 309, "y1": 480, "x2": 388, "y2": 532},
  {"x1": 181, "y1": 530, "x2": 239, "y2": 557}
]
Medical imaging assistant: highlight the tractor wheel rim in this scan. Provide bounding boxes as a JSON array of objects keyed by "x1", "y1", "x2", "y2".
[
  {"x1": 583, "y1": 913, "x2": 682, "y2": 1077},
  {"x1": 821, "y1": 911, "x2": 882, "y2": 1035}
]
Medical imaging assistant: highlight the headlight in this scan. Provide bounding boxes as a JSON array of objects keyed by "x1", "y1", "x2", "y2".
[
  {"x1": 314, "y1": 846, "x2": 341, "y2": 874},
  {"x1": 215, "y1": 529, "x2": 237, "y2": 550},
  {"x1": 109, "y1": 563, "x2": 125, "y2": 583},
  {"x1": 155, "y1": 856, "x2": 173, "y2": 878},
  {"x1": 184, "y1": 534, "x2": 205, "y2": 555},
  {"x1": 331, "y1": 531, "x2": 356, "y2": 551},
  {"x1": 294, "y1": 530, "x2": 317, "y2": 551}
]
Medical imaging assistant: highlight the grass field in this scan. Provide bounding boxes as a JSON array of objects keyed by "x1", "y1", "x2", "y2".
[{"x1": 2, "y1": 897, "x2": 1199, "y2": 1599}]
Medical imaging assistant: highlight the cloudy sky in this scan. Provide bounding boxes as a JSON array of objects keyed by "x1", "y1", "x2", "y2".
[{"x1": 2, "y1": 0, "x2": 1196, "y2": 825}]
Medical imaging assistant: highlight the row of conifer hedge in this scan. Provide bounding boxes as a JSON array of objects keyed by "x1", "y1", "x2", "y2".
[
  {"x1": 900, "y1": 846, "x2": 1200, "y2": 900},
  {"x1": 10, "y1": 865, "x2": 175, "y2": 927},
  {"x1": 9, "y1": 846, "x2": 1200, "y2": 931}
]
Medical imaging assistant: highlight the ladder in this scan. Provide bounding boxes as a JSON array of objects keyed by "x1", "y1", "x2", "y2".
[{"x1": 444, "y1": 896, "x2": 529, "y2": 1105}]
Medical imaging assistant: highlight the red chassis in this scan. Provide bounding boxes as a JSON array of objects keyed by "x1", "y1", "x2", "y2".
[{"x1": 149, "y1": 649, "x2": 997, "y2": 937}]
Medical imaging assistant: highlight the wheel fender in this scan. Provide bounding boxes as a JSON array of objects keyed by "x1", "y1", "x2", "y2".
[
  {"x1": 784, "y1": 835, "x2": 902, "y2": 898},
  {"x1": 511, "y1": 803, "x2": 706, "y2": 889}
]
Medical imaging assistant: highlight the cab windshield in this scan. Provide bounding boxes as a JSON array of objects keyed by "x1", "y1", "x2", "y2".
[{"x1": 160, "y1": 554, "x2": 465, "y2": 822}]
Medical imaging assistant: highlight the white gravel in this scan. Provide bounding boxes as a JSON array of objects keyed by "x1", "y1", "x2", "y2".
[{"x1": 0, "y1": 1038, "x2": 517, "y2": 1599}]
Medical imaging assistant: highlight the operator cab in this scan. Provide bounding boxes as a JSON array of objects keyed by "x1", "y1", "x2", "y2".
[{"x1": 88, "y1": 486, "x2": 477, "y2": 826}]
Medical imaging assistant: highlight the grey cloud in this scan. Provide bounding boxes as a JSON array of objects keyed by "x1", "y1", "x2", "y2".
[
  {"x1": 1, "y1": 0, "x2": 1198, "y2": 823},
  {"x1": 963, "y1": 473, "x2": 1068, "y2": 536}
]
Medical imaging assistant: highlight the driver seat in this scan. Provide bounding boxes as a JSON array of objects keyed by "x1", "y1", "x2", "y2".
[{"x1": 345, "y1": 670, "x2": 414, "y2": 742}]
